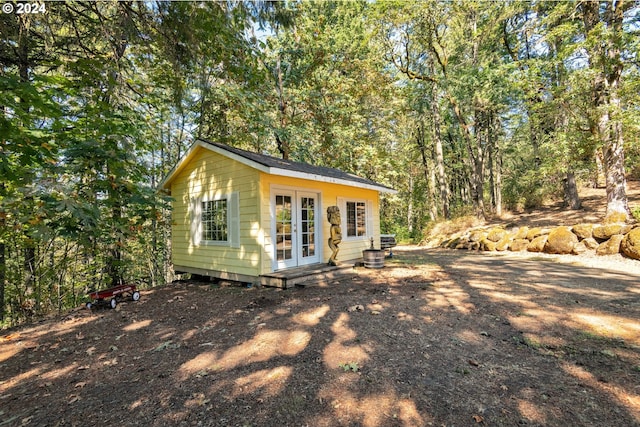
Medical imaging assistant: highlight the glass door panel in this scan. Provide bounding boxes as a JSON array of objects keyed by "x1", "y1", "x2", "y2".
[
  {"x1": 272, "y1": 190, "x2": 319, "y2": 270},
  {"x1": 300, "y1": 196, "x2": 316, "y2": 259},
  {"x1": 275, "y1": 194, "x2": 294, "y2": 264}
]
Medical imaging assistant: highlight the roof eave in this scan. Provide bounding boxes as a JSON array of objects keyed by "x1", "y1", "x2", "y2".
[
  {"x1": 159, "y1": 139, "x2": 397, "y2": 195},
  {"x1": 159, "y1": 140, "x2": 271, "y2": 191},
  {"x1": 269, "y1": 167, "x2": 397, "y2": 194}
]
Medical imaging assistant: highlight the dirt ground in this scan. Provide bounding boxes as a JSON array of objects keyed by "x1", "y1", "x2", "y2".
[
  {"x1": 1, "y1": 183, "x2": 640, "y2": 427},
  {"x1": 498, "y1": 179, "x2": 640, "y2": 228}
]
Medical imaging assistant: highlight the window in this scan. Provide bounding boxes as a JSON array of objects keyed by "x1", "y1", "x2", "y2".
[
  {"x1": 201, "y1": 199, "x2": 228, "y2": 242},
  {"x1": 346, "y1": 201, "x2": 366, "y2": 237},
  {"x1": 335, "y1": 197, "x2": 373, "y2": 241},
  {"x1": 191, "y1": 192, "x2": 239, "y2": 248}
]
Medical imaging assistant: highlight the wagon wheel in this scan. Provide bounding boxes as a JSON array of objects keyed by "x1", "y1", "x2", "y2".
[
  {"x1": 132, "y1": 291, "x2": 141, "y2": 302},
  {"x1": 109, "y1": 298, "x2": 117, "y2": 309}
]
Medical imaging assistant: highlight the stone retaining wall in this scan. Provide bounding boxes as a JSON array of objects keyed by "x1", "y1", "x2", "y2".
[{"x1": 442, "y1": 222, "x2": 640, "y2": 261}]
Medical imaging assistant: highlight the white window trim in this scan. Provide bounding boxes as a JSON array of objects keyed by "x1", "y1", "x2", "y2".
[
  {"x1": 337, "y1": 197, "x2": 373, "y2": 241},
  {"x1": 191, "y1": 192, "x2": 240, "y2": 248},
  {"x1": 200, "y1": 197, "x2": 229, "y2": 246}
]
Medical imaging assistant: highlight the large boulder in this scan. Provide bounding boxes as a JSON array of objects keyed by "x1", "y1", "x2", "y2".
[
  {"x1": 621, "y1": 227, "x2": 640, "y2": 260},
  {"x1": 510, "y1": 239, "x2": 530, "y2": 252},
  {"x1": 526, "y1": 227, "x2": 545, "y2": 241},
  {"x1": 496, "y1": 234, "x2": 512, "y2": 251},
  {"x1": 482, "y1": 239, "x2": 497, "y2": 251},
  {"x1": 486, "y1": 227, "x2": 507, "y2": 242},
  {"x1": 572, "y1": 241, "x2": 588, "y2": 255},
  {"x1": 593, "y1": 224, "x2": 633, "y2": 241},
  {"x1": 596, "y1": 234, "x2": 624, "y2": 256},
  {"x1": 544, "y1": 226, "x2": 578, "y2": 254},
  {"x1": 513, "y1": 226, "x2": 529, "y2": 240},
  {"x1": 469, "y1": 230, "x2": 486, "y2": 243},
  {"x1": 582, "y1": 237, "x2": 599, "y2": 250},
  {"x1": 527, "y1": 235, "x2": 548, "y2": 252},
  {"x1": 572, "y1": 223, "x2": 594, "y2": 240}
]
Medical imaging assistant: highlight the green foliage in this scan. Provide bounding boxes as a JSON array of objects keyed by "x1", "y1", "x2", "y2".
[
  {"x1": 339, "y1": 362, "x2": 360, "y2": 373},
  {"x1": 2, "y1": 1, "x2": 639, "y2": 326},
  {"x1": 0, "y1": 2, "x2": 174, "y2": 325}
]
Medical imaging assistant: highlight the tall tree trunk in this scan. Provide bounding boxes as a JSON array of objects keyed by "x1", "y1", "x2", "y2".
[
  {"x1": 470, "y1": 10, "x2": 485, "y2": 220},
  {"x1": 489, "y1": 112, "x2": 502, "y2": 216},
  {"x1": 582, "y1": 0, "x2": 630, "y2": 222},
  {"x1": 494, "y1": 153, "x2": 502, "y2": 217},
  {"x1": 23, "y1": 238, "x2": 35, "y2": 297},
  {"x1": 472, "y1": 116, "x2": 485, "y2": 220},
  {"x1": 107, "y1": 188, "x2": 124, "y2": 287},
  {"x1": 407, "y1": 172, "x2": 414, "y2": 234},
  {"x1": 275, "y1": 53, "x2": 290, "y2": 160},
  {"x1": 428, "y1": 162, "x2": 438, "y2": 221},
  {"x1": 448, "y1": 94, "x2": 484, "y2": 219},
  {"x1": 593, "y1": 149, "x2": 605, "y2": 188},
  {"x1": 467, "y1": 106, "x2": 485, "y2": 220},
  {"x1": 429, "y1": 70, "x2": 449, "y2": 219},
  {"x1": 487, "y1": 112, "x2": 499, "y2": 216},
  {"x1": 98, "y1": 1, "x2": 132, "y2": 287},
  {"x1": 415, "y1": 122, "x2": 437, "y2": 221},
  {"x1": 563, "y1": 172, "x2": 582, "y2": 210}
]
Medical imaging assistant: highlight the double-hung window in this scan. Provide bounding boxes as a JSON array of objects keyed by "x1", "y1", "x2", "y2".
[
  {"x1": 337, "y1": 197, "x2": 372, "y2": 240},
  {"x1": 346, "y1": 201, "x2": 367, "y2": 237}
]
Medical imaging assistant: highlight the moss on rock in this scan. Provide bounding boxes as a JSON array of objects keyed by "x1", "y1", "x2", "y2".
[
  {"x1": 621, "y1": 227, "x2": 640, "y2": 260},
  {"x1": 527, "y1": 235, "x2": 548, "y2": 252},
  {"x1": 544, "y1": 226, "x2": 578, "y2": 254},
  {"x1": 486, "y1": 227, "x2": 507, "y2": 242},
  {"x1": 513, "y1": 226, "x2": 529, "y2": 240},
  {"x1": 596, "y1": 234, "x2": 624, "y2": 256},
  {"x1": 510, "y1": 239, "x2": 530, "y2": 252},
  {"x1": 593, "y1": 224, "x2": 632, "y2": 241},
  {"x1": 572, "y1": 223, "x2": 594, "y2": 240}
]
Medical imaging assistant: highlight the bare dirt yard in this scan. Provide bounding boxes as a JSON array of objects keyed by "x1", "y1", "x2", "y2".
[{"x1": 1, "y1": 182, "x2": 640, "y2": 427}]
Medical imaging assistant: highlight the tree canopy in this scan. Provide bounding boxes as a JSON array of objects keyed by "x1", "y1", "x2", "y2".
[{"x1": 1, "y1": 0, "x2": 639, "y2": 325}]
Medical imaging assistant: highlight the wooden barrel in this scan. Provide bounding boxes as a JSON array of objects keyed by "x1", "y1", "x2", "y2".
[{"x1": 363, "y1": 249, "x2": 385, "y2": 269}]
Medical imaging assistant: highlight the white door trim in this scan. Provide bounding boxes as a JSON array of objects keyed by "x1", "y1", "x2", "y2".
[{"x1": 270, "y1": 186, "x2": 322, "y2": 271}]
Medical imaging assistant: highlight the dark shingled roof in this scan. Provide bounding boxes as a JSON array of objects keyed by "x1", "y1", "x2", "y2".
[{"x1": 199, "y1": 139, "x2": 395, "y2": 192}]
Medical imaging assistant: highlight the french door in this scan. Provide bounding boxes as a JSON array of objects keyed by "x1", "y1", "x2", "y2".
[{"x1": 273, "y1": 190, "x2": 319, "y2": 270}]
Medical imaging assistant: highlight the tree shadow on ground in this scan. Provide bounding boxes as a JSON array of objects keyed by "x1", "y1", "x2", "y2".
[{"x1": 1, "y1": 247, "x2": 639, "y2": 426}]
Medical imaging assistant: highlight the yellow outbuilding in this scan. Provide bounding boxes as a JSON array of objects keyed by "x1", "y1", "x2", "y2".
[{"x1": 160, "y1": 139, "x2": 396, "y2": 287}]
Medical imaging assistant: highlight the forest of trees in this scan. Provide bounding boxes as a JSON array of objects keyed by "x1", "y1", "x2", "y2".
[{"x1": 1, "y1": 1, "x2": 639, "y2": 326}]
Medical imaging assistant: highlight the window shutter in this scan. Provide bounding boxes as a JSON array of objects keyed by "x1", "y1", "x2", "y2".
[
  {"x1": 190, "y1": 196, "x2": 202, "y2": 246},
  {"x1": 229, "y1": 192, "x2": 240, "y2": 248}
]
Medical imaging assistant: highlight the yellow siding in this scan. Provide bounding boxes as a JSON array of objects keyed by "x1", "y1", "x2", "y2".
[
  {"x1": 258, "y1": 173, "x2": 380, "y2": 275},
  {"x1": 170, "y1": 147, "x2": 263, "y2": 277},
  {"x1": 169, "y1": 145, "x2": 383, "y2": 278}
]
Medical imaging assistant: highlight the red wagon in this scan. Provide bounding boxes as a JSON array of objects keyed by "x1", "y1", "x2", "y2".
[{"x1": 86, "y1": 284, "x2": 140, "y2": 309}]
